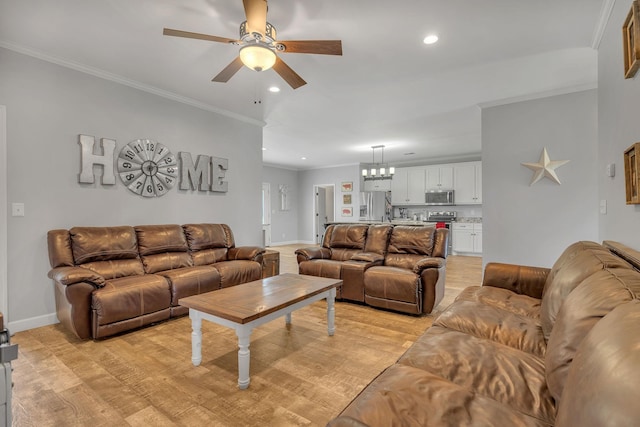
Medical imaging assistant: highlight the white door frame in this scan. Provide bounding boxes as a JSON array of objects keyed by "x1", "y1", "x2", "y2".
[
  {"x1": 0, "y1": 106, "x2": 8, "y2": 320},
  {"x1": 262, "y1": 182, "x2": 271, "y2": 246},
  {"x1": 313, "y1": 184, "x2": 335, "y2": 245}
]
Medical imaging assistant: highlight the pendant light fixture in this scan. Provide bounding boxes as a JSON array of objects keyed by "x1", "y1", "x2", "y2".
[{"x1": 362, "y1": 145, "x2": 395, "y2": 181}]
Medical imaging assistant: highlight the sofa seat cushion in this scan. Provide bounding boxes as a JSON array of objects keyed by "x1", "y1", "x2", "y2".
[
  {"x1": 298, "y1": 259, "x2": 344, "y2": 279},
  {"x1": 434, "y1": 299, "x2": 546, "y2": 357},
  {"x1": 398, "y1": 326, "x2": 555, "y2": 425},
  {"x1": 156, "y1": 266, "x2": 221, "y2": 306},
  {"x1": 364, "y1": 266, "x2": 421, "y2": 314},
  {"x1": 92, "y1": 274, "x2": 171, "y2": 326},
  {"x1": 456, "y1": 286, "x2": 541, "y2": 319},
  {"x1": 545, "y1": 267, "x2": 640, "y2": 401},
  {"x1": 212, "y1": 260, "x2": 261, "y2": 288},
  {"x1": 332, "y1": 364, "x2": 552, "y2": 427}
]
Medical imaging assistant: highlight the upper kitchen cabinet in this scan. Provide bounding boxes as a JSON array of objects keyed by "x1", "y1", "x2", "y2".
[
  {"x1": 454, "y1": 162, "x2": 482, "y2": 204},
  {"x1": 391, "y1": 167, "x2": 426, "y2": 204},
  {"x1": 363, "y1": 179, "x2": 392, "y2": 192},
  {"x1": 425, "y1": 165, "x2": 454, "y2": 189}
]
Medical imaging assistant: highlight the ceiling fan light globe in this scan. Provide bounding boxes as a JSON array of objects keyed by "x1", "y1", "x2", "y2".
[{"x1": 240, "y1": 44, "x2": 276, "y2": 72}]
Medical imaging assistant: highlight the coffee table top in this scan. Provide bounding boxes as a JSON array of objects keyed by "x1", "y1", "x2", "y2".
[{"x1": 178, "y1": 273, "x2": 342, "y2": 324}]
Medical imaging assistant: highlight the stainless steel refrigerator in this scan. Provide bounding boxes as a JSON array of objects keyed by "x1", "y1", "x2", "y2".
[{"x1": 359, "y1": 191, "x2": 392, "y2": 222}]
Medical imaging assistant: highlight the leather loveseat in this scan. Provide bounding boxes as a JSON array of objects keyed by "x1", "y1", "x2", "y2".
[
  {"x1": 328, "y1": 240, "x2": 640, "y2": 426},
  {"x1": 47, "y1": 223, "x2": 264, "y2": 340},
  {"x1": 296, "y1": 223, "x2": 448, "y2": 315}
]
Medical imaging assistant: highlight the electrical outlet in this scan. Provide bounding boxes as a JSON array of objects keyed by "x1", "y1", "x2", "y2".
[
  {"x1": 11, "y1": 203, "x2": 25, "y2": 217},
  {"x1": 599, "y1": 200, "x2": 607, "y2": 215}
]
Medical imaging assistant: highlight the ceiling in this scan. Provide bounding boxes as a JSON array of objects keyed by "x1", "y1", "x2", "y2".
[{"x1": 0, "y1": 0, "x2": 605, "y2": 170}]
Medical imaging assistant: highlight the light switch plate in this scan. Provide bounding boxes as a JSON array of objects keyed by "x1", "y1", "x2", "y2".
[
  {"x1": 599, "y1": 199, "x2": 607, "y2": 215},
  {"x1": 11, "y1": 203, "x2": 24, "y2": 217}
]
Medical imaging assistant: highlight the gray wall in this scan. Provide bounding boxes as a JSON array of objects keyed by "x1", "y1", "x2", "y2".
[
  {"x1": 298, "y1": 165, "x2": 361, "y2": 243},
  {"x1": 598, "y1": 0, "x2": 640, "y2": 248},
  {"x1": 262, "y1": 166, "x2": 300, "y2": 244},
  {"x1": 0, "y1": 48, "x2": 263, "y2": 331},
  {"x1": 482, "y1": 89, "x2": 599, "y2": 267}
]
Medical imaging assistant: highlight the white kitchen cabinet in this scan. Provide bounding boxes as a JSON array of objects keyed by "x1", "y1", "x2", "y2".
[
  {"x1": 363, "y1": 179, "x2": 391, "y2": 192},
  {"x1": 425, "y1": 165, "x2": 454, "y2": 189},
  {"x1": 452, "y1": 223, "x2": 482, "y2": 254},
  {"x1": 454, "y1": 162, "x2": 482, "y2": 204},
  {"x1": 391, "y1": 167, "x2": 426, "y2": 204}
]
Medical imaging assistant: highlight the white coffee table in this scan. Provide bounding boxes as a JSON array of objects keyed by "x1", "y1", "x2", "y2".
[{"x1": 178, "y1": 273, "x2": 341, "y2": 389}]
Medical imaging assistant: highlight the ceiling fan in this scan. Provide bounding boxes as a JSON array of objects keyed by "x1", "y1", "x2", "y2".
[{"x1": 163, "y1": 0, "x2": 342, "y2": 89}]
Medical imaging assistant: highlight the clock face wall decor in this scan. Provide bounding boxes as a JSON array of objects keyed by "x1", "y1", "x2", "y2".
[{"x1": 117, "y1": 139, "x2": 178, "y2": 197}]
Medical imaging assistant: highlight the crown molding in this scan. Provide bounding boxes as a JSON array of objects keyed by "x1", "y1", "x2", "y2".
[
  {"x1": 477, "y1": 82, "x2": 598, "y2": 110},
  {"x1": 592, "y1": 0, "x2": 616, "y2": 50},
  {"x1": 0, "y1": 41, "x2": 266, "y2": 127}
]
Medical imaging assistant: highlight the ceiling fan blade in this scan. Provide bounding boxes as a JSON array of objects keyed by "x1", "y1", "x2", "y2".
[
  {"x1": 163, "y1": 28, "x2": 238, "y2": 44},
  {"x1": 212, "y1": 57, "x2": 245, "y2": 82},
  {"x1": 273, "y1": 56, "x2": 306, "y2": 89},
  {"x1": 243, "y1": 0, "x2": 268, "y2": 36},
  {"x1": 277, "y1": 40, "x2": 343, "y2": 56}
]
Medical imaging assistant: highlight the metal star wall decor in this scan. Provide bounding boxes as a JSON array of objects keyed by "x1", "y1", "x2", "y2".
[{"x1": 521, "y1": 147, "x2": 570, "y2": 186}]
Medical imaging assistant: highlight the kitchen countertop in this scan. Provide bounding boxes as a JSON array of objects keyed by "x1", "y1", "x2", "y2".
[{"x1": 326, "y1": 217, "x2": 482, "y2": 226}]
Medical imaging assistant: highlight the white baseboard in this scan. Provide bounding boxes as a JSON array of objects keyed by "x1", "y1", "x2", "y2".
[{"x1": 8, "y1": 313, "x2": 58, "y2": 334}]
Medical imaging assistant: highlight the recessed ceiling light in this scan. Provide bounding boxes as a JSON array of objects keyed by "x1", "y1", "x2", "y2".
[
  {"x1": 301, "y1": 157, "x2": 307, "y2": 160},
  {"x1": 423, "y1": 35, "x2": 439, "y2": 45},
  {"x1": 269, "y1": 86, "x2": 280, "y2": 93},
  {"x1": 262, "y1": 147, "x2": 267, "y2": 151}
]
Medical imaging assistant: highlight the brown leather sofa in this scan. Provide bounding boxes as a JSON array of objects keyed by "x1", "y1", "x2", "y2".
[
  {"x1": 327, "y1": 240, "x2": 640, "y2": 426},
  {"x1": 47, "y1": 223, "x2": 264, "y2": 340},
  {"x1": 296, "y1": 224, "x2": 448, "y2": 315}
]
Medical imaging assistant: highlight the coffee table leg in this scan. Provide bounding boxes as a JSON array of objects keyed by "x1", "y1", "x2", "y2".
[
  {"x1": 190, "y1": 311, "x2": 202, "y2": 366},
  {"x1": 327, "y1": 287, "x2": 336, "y2": 336},
  {"x1": 236, "y1": 326, "x2": 252, "y2": 389},
  {"x1": 285, "y1": 312, "x2": 292, "y2": 325}
]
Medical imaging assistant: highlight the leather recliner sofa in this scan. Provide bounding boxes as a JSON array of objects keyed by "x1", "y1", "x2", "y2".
[
  {"x1": 327, "y1": 240, "x2": 640, "y2": 426},
  {"x1": 296, "y1": 223, "x2": 449, "y2": 315},
  {"x1": 47, "y1": 223, "x2": 264, "y2": 340}
]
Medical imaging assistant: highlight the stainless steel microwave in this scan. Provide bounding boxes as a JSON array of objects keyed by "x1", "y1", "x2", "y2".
[{"x1": 425, "y1": 189, "x2": 454, "y2": 205}]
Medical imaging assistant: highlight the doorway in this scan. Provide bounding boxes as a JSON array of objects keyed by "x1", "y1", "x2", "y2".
[
  {"x1": 0, "y1": 106, "x2": 7, "y2": 319},
  {"x1": 313, "y1": 184, "x2": 335, "y2": 244},
  {"x1": 261, "y1": 182, "x2": 271, "y2": 246}
]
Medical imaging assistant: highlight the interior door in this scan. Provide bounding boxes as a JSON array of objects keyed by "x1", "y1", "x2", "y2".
[{"x1": 315, "y1": 187, "x2": 327, "y2": 244}]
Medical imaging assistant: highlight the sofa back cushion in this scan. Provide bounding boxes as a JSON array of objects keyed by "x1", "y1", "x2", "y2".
[
  {"x1": 555, "y1": 300, "x2": 640, "y2": 427},
  {"x1": 329, "y1": 225, "x2": 368, "y2": 249},
  {"x1": 545, "y1": 268, "x2": 640, "y2": 401},
  {"x1": 135, "y1": 224, "x2": 193, "y2": 273},
  {"x1": 69, "y1": 226, "x2": 144, "y2": 279},
  {"x1": 540, "y1": 241, "x2": 632, "y2": 341},
  {"x1": 363, "y1": 224, "x2": 393, "y2": 254},
  {"x1": 183, "y1": 224, "x2": 233, "y2": 266},
  {"x1": 384, "y1": 226, "x2": 435, "y2": 269}
]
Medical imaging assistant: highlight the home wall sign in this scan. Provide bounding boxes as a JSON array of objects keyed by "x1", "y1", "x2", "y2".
[{"x1": 78, "y1": 134, "x2": 228, "y2": 197}]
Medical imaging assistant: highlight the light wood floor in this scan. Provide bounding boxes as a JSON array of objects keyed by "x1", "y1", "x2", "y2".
[{"x1": 12, "y1": 246, "x2": 482, "y2": 427}]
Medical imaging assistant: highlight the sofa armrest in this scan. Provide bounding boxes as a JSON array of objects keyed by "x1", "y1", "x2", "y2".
[
  {"x1": 482, "y1": 262, "x2": 550, "y2": 299},
  {"x1": 350, "y1": 252, "x2": 384, "y2": 264},
  {"x1": 227, "y1": 246, "x2": 265, "y2": 262},
  {"x1": 413, "y1": 257, "x2": 445, "y2": 274},
  {"x1": 295, "y1": 247, "x2": 331, "y2": 262},
  {"x1": 47, "y1": 266, "x2": 106, "y2": 288}
]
